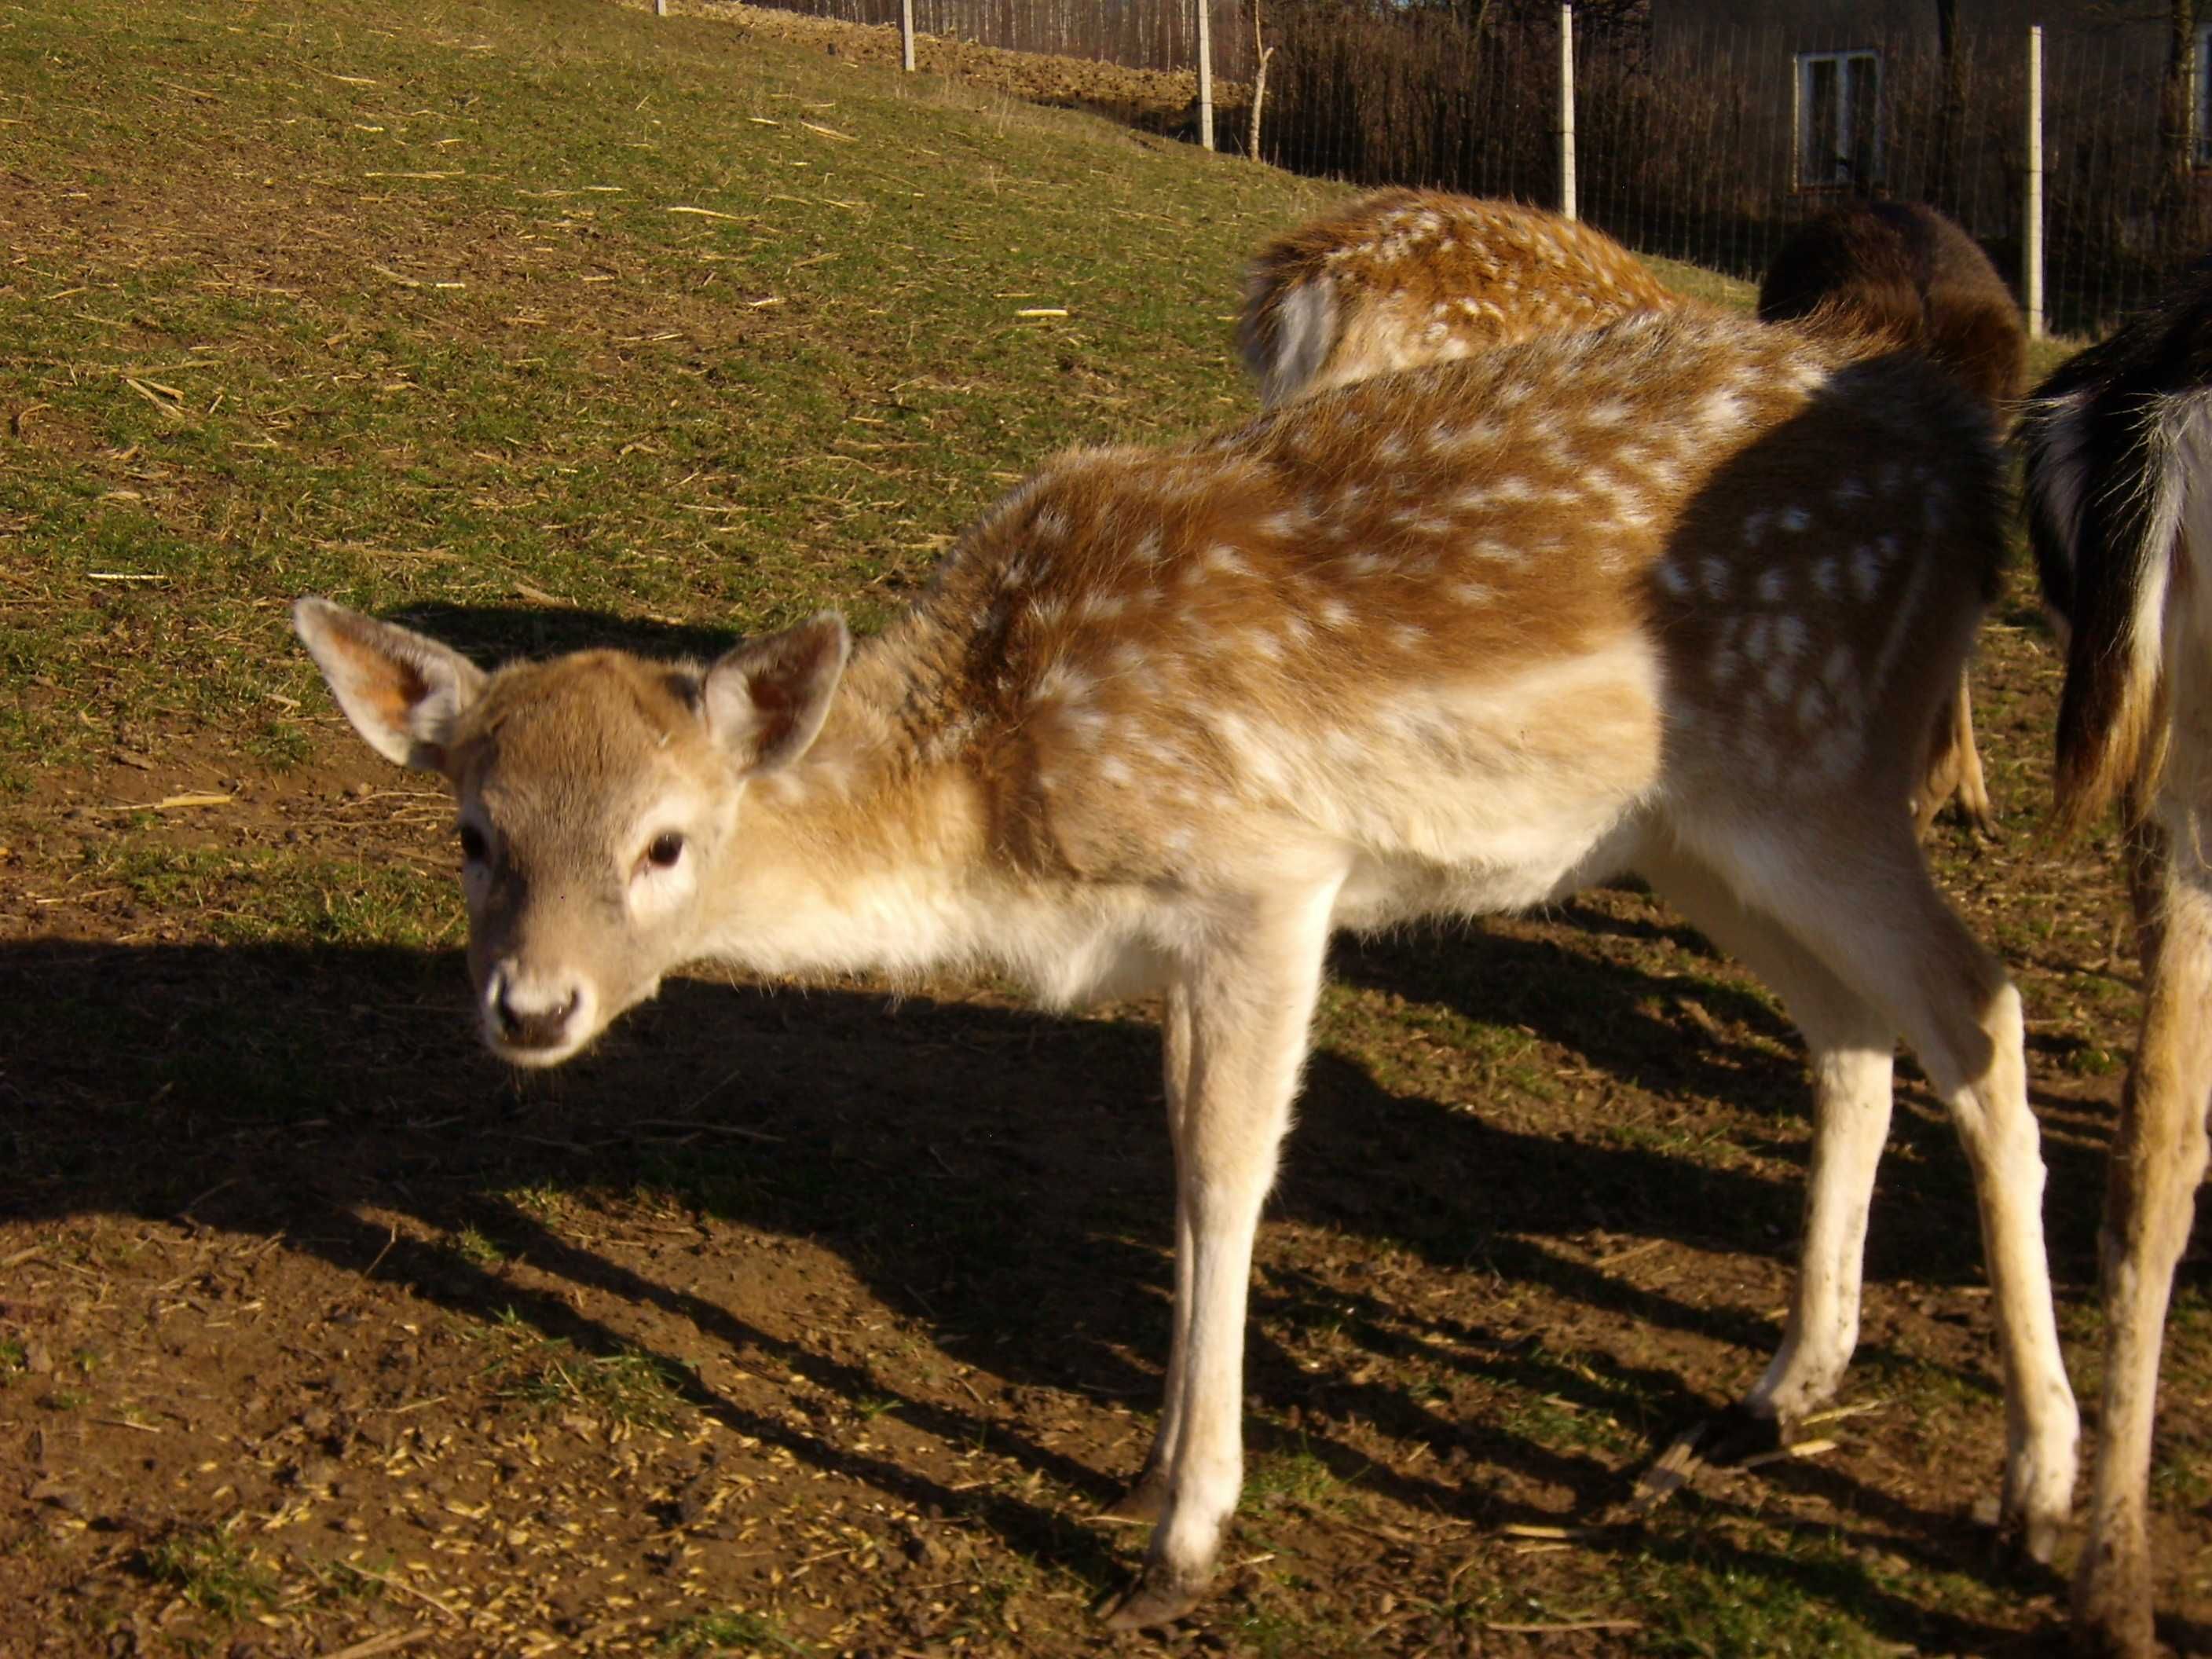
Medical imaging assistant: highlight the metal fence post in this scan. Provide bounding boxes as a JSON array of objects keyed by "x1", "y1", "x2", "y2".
[
  {"x1": 1558, "y1": 2, "x2": 1577, "y2": 220},
  {"x1": 2026, "y1": 24, "x2": 2045, "y2": 340},
  {"x1": 902, "y1": 0, "x2": 917, "y2": 71},
  {"x1": 1196, "y1": 0, "x2": 1215, "y2": 151},
  {"x1": 654, "y1": 0, "x2": 666, "y2": 15}
]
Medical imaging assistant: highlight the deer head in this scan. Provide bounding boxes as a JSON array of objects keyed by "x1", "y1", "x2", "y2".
[{"x1": 292, "y1": 597, "x2": 849, "y2": 1066}]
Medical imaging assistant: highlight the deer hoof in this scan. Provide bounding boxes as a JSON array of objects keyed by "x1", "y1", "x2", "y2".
[
  {"x1": 2071, "y1": 1555, "x2": 2157, "y2": 1658},
  {"x1": 1695, "y1": 1401, "x2": 1785, "y2": 1467},
  {"x1": 1977, "y1": 1491, "x2": 2064, "y2": 1571},
  {"x1": 1102, "y1": 1471, "x2": 1170, "y2": 1524},
  {"x1": 1097, "y1": 1563, "x2": 1209, "y2": 1631},
  {"x1": 2017, "y1": 1508, "x2": 2064, "y2": 1568}
]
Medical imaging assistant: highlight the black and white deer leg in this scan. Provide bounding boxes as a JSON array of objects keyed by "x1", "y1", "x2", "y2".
[{"x1": 2075, "y1": 839, "x2": 2212, "y2": 1655}]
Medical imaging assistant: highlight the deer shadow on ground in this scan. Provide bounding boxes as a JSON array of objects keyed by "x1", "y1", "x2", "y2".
[{"x1": 0, "y1": 925, "x2": 2108, "y2": 1650}]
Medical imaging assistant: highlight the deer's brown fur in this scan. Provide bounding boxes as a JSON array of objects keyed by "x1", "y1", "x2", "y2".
[
  {"x1": 298, "y1": 308, "x2": 2078, "y2": 1631},
  {"x1": 1238, "y1": 189, "x2": 1680, "y2": 405},
  {"x1": 1760, "y1": 201, "x2": 2027, "y2": 837}
]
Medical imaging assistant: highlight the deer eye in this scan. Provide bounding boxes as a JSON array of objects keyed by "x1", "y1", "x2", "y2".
[
  {"x1": 458, "y1": 822, "x2": 489, "y2": 863},
  {"x1": 645, "y1": 832, "x2": 686, "y2": 870}
]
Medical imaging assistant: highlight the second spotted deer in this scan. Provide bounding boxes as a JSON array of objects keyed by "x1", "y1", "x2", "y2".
[
  {"x1": 1238, "y1": 189, "x2": 1681, "y2": 406},
  {"x1": 295, "y1": 310, "x2": 2078, "y2": 1628}
]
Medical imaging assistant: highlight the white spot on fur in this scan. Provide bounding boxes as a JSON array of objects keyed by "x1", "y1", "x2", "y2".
[
  {"x1": 1031, "y1": 661, "x2": 1093, "y2": 705},
  {"x1": 1796, "y1": 679, "x2": 1831, "y2": 730},
  {"x1": 1699, "y1": 388, "x2": 1745, "y2": 430},
  {"x1": 1850, "y1": 545, "x2": 1884, "y2": 600}
]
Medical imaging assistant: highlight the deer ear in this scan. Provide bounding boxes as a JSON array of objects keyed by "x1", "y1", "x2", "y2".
[
  {"x1": 291, "y1": 597, "x2": 489, "y2": 773},
  {"x1": 701, "y1": 613, "x2": 851, "y2": 775}
]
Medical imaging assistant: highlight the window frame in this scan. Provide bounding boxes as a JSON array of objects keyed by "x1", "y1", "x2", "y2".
[
  {"x1": 2196, "y1": 20, "x2": 2212, "y2": 169},
  {"x1": 1793, "y1": 47, "x2": 1884, "y2": 192}
]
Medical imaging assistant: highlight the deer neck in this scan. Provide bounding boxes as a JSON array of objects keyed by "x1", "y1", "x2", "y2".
[{"x1": 694, "y1": 601, "x2": 1019, "y2": 983}]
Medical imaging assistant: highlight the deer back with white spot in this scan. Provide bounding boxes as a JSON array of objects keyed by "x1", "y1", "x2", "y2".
[
  {"x1": 868, "y1": 311, "x2": 2000, "y2": 910},
  {"x1": 1238, "y1": 189, "x2": 1686, "y2": 407}
]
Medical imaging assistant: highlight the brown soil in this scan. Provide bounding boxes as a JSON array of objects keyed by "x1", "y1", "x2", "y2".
[{"x1": 4, "y1": 617, "x2": 2210, "y2": 1658}]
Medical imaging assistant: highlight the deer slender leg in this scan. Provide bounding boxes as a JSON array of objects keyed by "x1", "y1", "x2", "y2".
[
  {"x1": 1107, "y1": 981, "x2": 1197, "y2": 1522},
  {"x1": 2075, "y1": 845, "x2": 2212, "y2": 1657},
  {"x1": 1914, "y1": 674, "x2": 1995, "y2": 837},
  {"x1": 1643, "y1": 849, "x2": 1896, "y2": 1439},
  {"x1": 1101, "y1": 873, "x2": 1342, "y2": 1631},
  {"x1": 1686, "y1": 813, "x2": 2078, "y2": 1558}
]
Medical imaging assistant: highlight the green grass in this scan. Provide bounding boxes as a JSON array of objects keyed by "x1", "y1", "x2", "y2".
[
  {"x1": 1643, "y1": 255, "x2": 1757, "y2": 312},
  {"x1": 1243, "y1": 1442, "x2": 1347, "y2": 1509},
  {"x1": 478, "y1": 1308, "x2": 694, "y2": 1430},
  {"x1": 661, "y1": 1609, "x2": 812, "y2": 1656},
  {"x1": 80, "y1": 844, "x2": 460, "y2": 948},
  {"x1": 138, "y1": 1523, "x2": 280, "y2": 1621},
  {"x1": 0, "y1": 0, "x2": 1337, "y2": 802}
]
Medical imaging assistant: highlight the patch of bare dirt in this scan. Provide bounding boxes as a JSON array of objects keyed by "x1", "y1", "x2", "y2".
[{"x1": 4, "y1": 617, "x2": 2210, "y2": 1657}]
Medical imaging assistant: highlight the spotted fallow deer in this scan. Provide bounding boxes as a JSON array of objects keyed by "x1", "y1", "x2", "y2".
[
  {"x1": 1760, "y1": 201, "x2": 2028, "y2": 838},
  {"x1": 2020, "y1": 264, "x2": 2212, "y2": 1659},
  {"x1": 1236, "y1": 189, "x2": 1680, "y2": 408},
  {"x1": 295, "y1": 309, "x2": 2078, "y2": 1628}
]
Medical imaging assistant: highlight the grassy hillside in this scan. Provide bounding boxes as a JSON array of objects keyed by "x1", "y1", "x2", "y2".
[{"x1": 0, "y1": 0, "x2": 1333, "y2": 798}]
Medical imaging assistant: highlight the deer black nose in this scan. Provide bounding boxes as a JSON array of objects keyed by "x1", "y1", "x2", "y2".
[{"x1": 493, "y1": 980, "x2": 580, "y2": 1051}]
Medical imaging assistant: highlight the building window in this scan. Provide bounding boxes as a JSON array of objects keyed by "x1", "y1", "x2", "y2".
[
  {"x1": 2196, "y1": 22, "x2": 2212, "y2": 167},
  {"x1": 1795, "y1": 49, "x2": 1881, "y2": 190}
]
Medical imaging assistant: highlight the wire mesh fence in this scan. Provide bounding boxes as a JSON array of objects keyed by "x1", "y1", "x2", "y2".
[
  {"x1": 736, "y1": 0, "x2": 1252, "y2": 77},
  {"x1": 715, "y1": 0, "x2": 2199, "y2": 338},
  {"x1": 1570, "y1": 13, "x2": 2186, "y2": 338}
]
